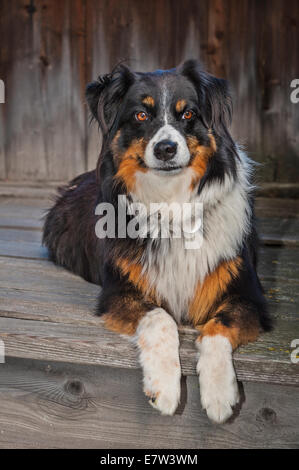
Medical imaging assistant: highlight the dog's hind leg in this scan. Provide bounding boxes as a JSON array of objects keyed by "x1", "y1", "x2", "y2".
[{"x1": 43, "y1": 170, "x2": 102, "y2": 284}]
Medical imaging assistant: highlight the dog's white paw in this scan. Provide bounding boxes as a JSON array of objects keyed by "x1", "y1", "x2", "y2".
[
  {"x1": 135, "y1": 308, "x2": 181, "y2": 416},
  {"x1": 144, "y1": 367, "x2": 181, "y2": 416},
  {"x1": 197, "y1": 334, "x2": 240, "y2": 423}
]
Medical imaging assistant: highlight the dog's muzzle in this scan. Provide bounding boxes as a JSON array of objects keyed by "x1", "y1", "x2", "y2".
[{"x1": 144, "y1": 124, "x2": 190, "y2": 172}]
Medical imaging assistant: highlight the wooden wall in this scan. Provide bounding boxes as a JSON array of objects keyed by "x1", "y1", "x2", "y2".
[{"x1": 0, "y1": 0, "x2": 298, "y2": 182}]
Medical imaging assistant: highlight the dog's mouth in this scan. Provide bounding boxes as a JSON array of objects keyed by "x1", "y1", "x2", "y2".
[
  {"x1": 136, "y1": 156, "x2": 186, "y2": 175},
  {"x1": 152, "y1": 166, "x2": 184, "y2": 175}
]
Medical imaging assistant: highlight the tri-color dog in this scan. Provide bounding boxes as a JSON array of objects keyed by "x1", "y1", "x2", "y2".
[{"x1": 43, "y1": 60, "x2": 272, "y2": 423}]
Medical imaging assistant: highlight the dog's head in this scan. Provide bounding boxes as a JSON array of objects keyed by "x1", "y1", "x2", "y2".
[{"x1": 86, "y1": 60, "x2": 235, "y2": 198}]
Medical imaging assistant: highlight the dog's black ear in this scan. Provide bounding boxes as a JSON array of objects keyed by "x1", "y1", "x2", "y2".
[
  {"x1": 86, "y1": 64, "x2": 135, "y2": 135},
  {"x1": 86, "y1": 74, "x2": 112, "y2": 122},
  {"x1": 179, "y1": 59, "x2": 232, "y2": 136}
]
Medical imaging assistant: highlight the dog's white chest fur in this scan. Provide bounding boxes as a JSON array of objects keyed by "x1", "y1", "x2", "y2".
[{"x1": 131, "y1": 150, "x2": 252, "y2": 322}]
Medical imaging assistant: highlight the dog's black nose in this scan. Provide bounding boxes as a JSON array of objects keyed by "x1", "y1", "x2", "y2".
[{"x1": 154, "y1": 140, "x2": 177, "y2": 161}]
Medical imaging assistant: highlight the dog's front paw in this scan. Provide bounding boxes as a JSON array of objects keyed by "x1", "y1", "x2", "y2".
[
  {"x1": 197, "y1": 335, "x2": 240, "y2": 423},
  {"x1": 144, "y1": 364, "x2": 181, "y2": 416},
  {"x1": 136, "y1": 308, "x2": 181, "y2": 416}
]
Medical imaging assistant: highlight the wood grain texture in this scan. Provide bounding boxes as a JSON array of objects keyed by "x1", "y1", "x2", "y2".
[
  {"x1": 0, "y1": 358, "x2": 298, "y2": 449},
  {"x1": 0, "y1": 0, "x2": 87, "y2": 181},
  {"x1": 257, "y1": 184, "x2": 299, "y2": 199},
  {"x1": 0, "y1": 197, "x2": 49, "y2": 229},
  {"x1": 0, "y1": 313, "x2": 298, "y2": 386},
  {"x1": 256, "y1": 198, "x2": 299, "y2": 218},
  {"x1": 0, "y1": 182, "x2": 61, "y2": 199},
  {"x1": 1, "y1": 0, "x2": 298, "y2": 181}
]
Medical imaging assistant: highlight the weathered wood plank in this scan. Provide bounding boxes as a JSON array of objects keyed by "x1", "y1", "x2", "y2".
[
  {"x1": 0, "y1": 182, "x2": 60, "y2": 199},
  {"x1": 0, "y1": 228, "x2": 45, "y2": 257},
  {"x1": 259, "y1": 246, "x2": 299, "y2": 282},
  {"x1": 0, "y1": 197, "x2": 51, "y2": 208},
  {"x1": 260, "y1": 234, "x2": 299, "y2": 248},
  {"x1": 225, "y1": 0, "x2": 299, "y2": 183},
  {"x1": 0, "y1": 228, "x2": 42, "y2": 243},
  {"x1": 257, "y1": 197, "x2": 299, "y2": 245},
  {"x1": 0, "y1": 286, "x2": 99, "y2": 326},
  {"x1": 0, "y1": 240, "x2": 48, "y2": 260},
  {"x1": 0, "y1": 0, "x2": 87, "y2": 181},
  {"x1": 0, "y1": 198, "x2": 47, "y2": 229},
  {"x1": 256, "y1": 198, "x2": 299, "y2": 219},
  {"x1": 257, "y1": 183, "x2": 299, "y2": 199},
  {"x1": 0, "y1": 314, "x2": 298, "y2": 385},
  {"x1": 0, "y1": 358, "x2": 298, "y2": 449}
]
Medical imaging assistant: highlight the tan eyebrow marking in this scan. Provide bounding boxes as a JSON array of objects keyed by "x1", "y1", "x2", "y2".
[
  {"x1": 142, "y1": 96, "x2": 155, "y2": 107},
  {"x1": 176, "y1": 99, "x2": 187, "y2": 113}
]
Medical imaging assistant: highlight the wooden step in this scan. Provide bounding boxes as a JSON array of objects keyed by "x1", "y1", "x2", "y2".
[
  {"x1": 0, "y1": 191, "x2": 298, "y2": 449},
  {"x1": 0, "y1": 195, "x2": 298, "y2": 386}
]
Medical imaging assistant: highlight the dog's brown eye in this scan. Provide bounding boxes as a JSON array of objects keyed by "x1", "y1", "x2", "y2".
[
  {"x1": 182, "y1": 110, "x2": 194, "y2": 120},
  {"x1": 136, "y1": 112, "x2": 148, "y2": 122}
]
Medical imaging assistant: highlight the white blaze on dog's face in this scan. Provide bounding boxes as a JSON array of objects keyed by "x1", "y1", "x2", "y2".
[
  {"x1": 141, "y1": 77, "x2": 197, "y2": 174},
  {"x1": 144, "y1": 123, "x2": 191, "y2": 174}
]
